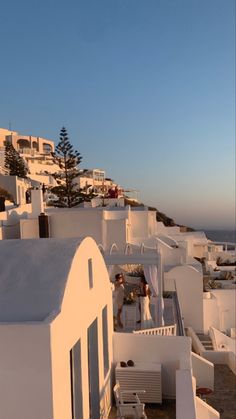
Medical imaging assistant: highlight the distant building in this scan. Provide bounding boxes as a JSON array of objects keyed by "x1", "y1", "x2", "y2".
[
  {"x1": 0, "y1": 174, "x2": 31, "y2": 205},
  {"x1": 0, "y1": 128, "x2": 57, "y2": 186},
  {"x1": 76, "y1": 168, "x2": 123, "y2": 197}
]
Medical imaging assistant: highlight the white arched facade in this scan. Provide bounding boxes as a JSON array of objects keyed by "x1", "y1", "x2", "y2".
[{"x1": 0, "y1": 237, "x2": 113, "y2": 419}]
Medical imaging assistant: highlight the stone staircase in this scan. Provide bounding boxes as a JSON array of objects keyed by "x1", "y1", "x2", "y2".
[{"x1": 196, "y1": 333, "x2": 214, "y2": 350}]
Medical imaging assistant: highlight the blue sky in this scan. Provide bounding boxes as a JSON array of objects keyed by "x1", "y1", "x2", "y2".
[{"x1": 0, "y1": 0, "x2": 235, "y2": 229}]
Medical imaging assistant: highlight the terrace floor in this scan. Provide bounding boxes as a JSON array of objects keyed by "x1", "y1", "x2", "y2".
[
  {"x1": 206, "y1": 364, "x2": 236, "y2": 419},
  {"x1": 108, "y1": 364, "x2": 236, "y2": 418},
  {"x1": 108, "y1": 399, "x2": 176, "y2": 418}
]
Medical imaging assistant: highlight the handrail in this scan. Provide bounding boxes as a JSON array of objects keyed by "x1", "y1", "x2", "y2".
[
  {"x1": 172, "y1": 291, "x2": 185, "y2": 336},
  {"x1": 133, "y1": 324, "x2": 177, "y2": 336},
  {"x1": 155, "y1": 237, "x2": 173, "y2": 250}
]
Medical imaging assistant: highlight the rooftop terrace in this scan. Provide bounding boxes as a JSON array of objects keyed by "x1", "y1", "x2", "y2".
[{"x1": 108, "y1": 363, "x2": 236, "y2": 418}]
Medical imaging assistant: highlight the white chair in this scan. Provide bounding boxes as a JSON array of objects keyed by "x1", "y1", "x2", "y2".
[{"x1": 113, "y1": 381, "x2": 147, "y2": 418}]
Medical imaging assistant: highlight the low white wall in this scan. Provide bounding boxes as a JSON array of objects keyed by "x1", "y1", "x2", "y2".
[
  {"x1": 20, "y1": 218, "x2": 39, "y2": 238},
  {"x1": 191, "y1": 352, "x2": 214, "y2": 390},
  {"x1": 113, "y1": 333, "x2": 192, "y2": 397},
  {"x1": 209, "y1": 326, "x2": 236, "y2": 352},
  {"x1": 176, "y1": 369, "x2": 196, "y2": 419},
  {"x1": 0, "y1": 204, "x2": 32, "y2": 239},
  {"x1": 201, "y1": 350, "x2": 229, "y2": 364},
  {"x1": 195, "y1": 396, "x2": 220, "y2": 418},
  {"x1": 228, "y1": 351, "x2": 236, "y2": 375}
]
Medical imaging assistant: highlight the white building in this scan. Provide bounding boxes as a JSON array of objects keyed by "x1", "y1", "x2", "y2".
[
  {"x1": 0, "y1": 237, "x2": 113, "y2": 419},
  {"x1": 76, "y1": 168, "x2": 124, "y2": 198},
  {"x1": 0, "y1": 174, "x2": 31, "y2": 205},
  {"x1": 0, "y1": 194, "x2": 230, "y2": 417},
  {"x1": 0, "y1": 128, "x2": 57, "y2": 187}
]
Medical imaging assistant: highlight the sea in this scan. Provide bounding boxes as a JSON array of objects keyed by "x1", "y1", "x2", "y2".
[{"x1": 203, "y1": 229, "x2": 236, "y2": 244}]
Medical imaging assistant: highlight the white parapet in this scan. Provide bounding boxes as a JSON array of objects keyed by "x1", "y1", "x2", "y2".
[{"x1": 30, "y1": 189, "x2": 44, "y2": 218}]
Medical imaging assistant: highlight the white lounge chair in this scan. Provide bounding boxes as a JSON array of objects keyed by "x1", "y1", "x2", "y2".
[{"x1": 113, "y1": 381, "x2": 147, "y2": 418}]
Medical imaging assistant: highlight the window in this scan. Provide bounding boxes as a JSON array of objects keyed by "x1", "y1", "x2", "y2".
[
  {"x1": 32, "y1": 141, "x2": 38, "y2": 151},
  {"x1": 17, "y1": 139, "x2": 30, "y2": 149},
  {"x1": 88, "y1": 319, "x2": 100, "y2": 419},
  {"x1": 43, "y1": 143, "x2": 52, "y2": 153},
  {"x1": 70, "y1": 339, "x2": 83, "y2": 419},
  {"x1": 88, "y1": 258, "x2": 93, "y2": 288},
  {"x1": 102, "y1": 305, "x2": 109, "y2": 377}
]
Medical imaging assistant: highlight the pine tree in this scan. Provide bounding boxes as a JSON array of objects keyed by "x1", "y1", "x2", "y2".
[
  {"x1": 4, "y1": 142, "x2": 28, "y2": 178},
  {"x1": 51, "y1": 127, "x2": 83, "y2": 207}
]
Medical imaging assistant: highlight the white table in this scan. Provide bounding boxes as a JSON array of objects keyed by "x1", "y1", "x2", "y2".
[{"x1": 116, "y1": 362, "x2": 162, "y2": 403}]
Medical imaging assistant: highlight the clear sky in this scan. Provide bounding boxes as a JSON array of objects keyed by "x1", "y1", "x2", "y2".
[{"x1": 0, "y1": 0, "x2": 235, "y2": 229}]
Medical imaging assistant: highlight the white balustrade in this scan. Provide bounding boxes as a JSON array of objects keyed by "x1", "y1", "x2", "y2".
[{"x1": 133, "y1": 324, "x2": 177, "y2": 336}]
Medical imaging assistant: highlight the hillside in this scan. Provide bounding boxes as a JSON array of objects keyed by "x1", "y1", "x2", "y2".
[{"x1": 124, "y1": 198, "x2": 194, "y2": 231}]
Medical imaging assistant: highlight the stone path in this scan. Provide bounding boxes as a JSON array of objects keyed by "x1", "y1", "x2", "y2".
[
  {"x1": 108, "y1": 400, "x2": 176, "y2": 418},
  {"x1": 207, "y1": 364, "x2": 236, "y2": 419}
]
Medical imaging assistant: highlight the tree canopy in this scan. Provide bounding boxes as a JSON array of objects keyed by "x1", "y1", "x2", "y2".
[
  {"x1": 4, "y1": 142, "x2": 28, "y2": 178},
  {"x1": 51, "y1": 127, "x2": 83, "y2": 207}
]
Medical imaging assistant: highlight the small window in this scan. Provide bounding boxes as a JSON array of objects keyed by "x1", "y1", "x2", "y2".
[
  {"x1": 102, "y1": 305, "x2": 109, "y2": 377},
  {"x1": 70, "y1": 339, "x2": 83, "y2": 419},
  {"x1": 43, "y1": 143, "x2": 52, "y2": 153},
  {"x1": 32, "y1": 141, "x2": 38, "y2": 150},
  {"x1": 88, "y1": 258, "x2": 93, "y2": 288}
]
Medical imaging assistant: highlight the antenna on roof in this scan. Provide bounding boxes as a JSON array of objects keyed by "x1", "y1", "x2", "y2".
[{"x1": 9, "y1": 121, "x2": 12, "y2": 131}]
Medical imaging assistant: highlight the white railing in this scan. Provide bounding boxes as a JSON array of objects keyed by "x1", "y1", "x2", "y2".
[
  {"x1": 195, "y1": 396, "x2": 220, "y2": 418},
  {"x1": 191, "y1": 352, "x2": 214, "y2": 390},
  {"x1": 133, "y1": 324, "x2": 177, "y2": 336}
]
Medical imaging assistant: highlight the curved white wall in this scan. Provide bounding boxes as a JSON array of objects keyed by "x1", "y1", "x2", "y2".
[{"x1": 50, "y1": 237, "x2": 113, "y2": 419}]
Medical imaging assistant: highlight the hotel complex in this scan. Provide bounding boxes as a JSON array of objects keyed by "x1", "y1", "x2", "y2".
[{"x1": 0, "y1": 129, "x2": 235, "y2": 419}]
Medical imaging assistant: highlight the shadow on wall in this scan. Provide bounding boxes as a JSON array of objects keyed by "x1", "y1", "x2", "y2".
[{"x1": 1, "y1": 210, "x2": 30, "y2": 239}]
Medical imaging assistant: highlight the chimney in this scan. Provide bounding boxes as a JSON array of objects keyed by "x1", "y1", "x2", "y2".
[{"x1": 38, "y1": 212, "x2": 49, "y2": 238}]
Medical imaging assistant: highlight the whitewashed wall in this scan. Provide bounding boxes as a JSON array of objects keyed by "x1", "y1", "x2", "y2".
[
  {"x1": 1, "y1": 204, "x2": 32, "y2": 239},
  {"x1": 165, "y1": 265, "x2": 203, "y2": 332},
  {"x1": 209, "y1": 290, "x2": 236, "y2": 331},
  {"x1": 0, "y1": 238, "x2": 114, "y2": 419},
  {"x1": 203, "y1": 295, "x2": 220, "y2": 333},
  {"x1": 176, "y1": 370, "x2": 196, "y2": 419},
  {"x1": 50, "y1": 237, "x2": 114, "y2": 419},
  {"x1": 0, "y1": 324, "x2": 53, "y2": 419},
  {"x1": 191, "y1": 352, "x2": 214, "y2": 390},
  {"x1": 195, "y1": 396, "x2": 220, "y2": 418},
  {"x1": 49, "y1": 210, "x2": 104, "y2": 242},
  {"x1": 129, "y1": 209, "x2": 149, "y2": 238},
  {"x1": 209, "y1": 327, "x2": 236, "y2": 354},
  {"x1": 113, "y1": 333, "x2": 191, "y2": 397}
]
